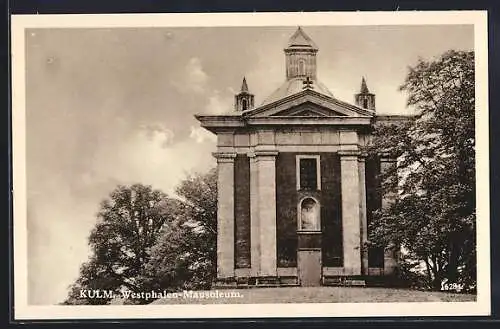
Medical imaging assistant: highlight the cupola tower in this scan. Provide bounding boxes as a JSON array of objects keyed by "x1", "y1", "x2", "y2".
[
  {"x1": 355, "y1": 77, "x2": 376, "y2": 111},
  {"x1": 234, "y1": 77, "x2": 254, "y2": 111},
  {"x1": 284, "y1": 27, "x2": 318, "y2": 81}
]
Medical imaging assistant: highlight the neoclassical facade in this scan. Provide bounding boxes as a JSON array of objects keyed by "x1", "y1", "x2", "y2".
[{"x1": 196, "y1": 27, "x2": 407, "y2": 287}]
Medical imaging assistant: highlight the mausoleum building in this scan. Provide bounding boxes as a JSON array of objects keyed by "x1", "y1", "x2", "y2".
[{"x1": 195, "y1": 27, "x2": 407, "y2": 287}]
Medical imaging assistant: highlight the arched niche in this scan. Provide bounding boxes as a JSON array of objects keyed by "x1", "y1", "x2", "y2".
[{"x1": 298, "y1": 197, "x2": 320, "y2": 231}]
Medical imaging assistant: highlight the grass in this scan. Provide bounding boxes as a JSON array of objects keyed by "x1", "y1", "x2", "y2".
[{"x1": 150, "y1": 286, "x2": 476, "y2": 305}]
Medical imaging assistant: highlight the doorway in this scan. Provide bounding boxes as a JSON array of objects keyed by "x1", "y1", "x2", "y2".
[
  {"x1": 298, "y1": 250, "x2": 322, "y2": 286},
  {"x1": 297, "y1": 197, "x2": 322, "y2": 286}
]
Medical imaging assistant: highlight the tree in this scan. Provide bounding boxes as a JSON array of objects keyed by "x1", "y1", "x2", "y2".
[
  {"x1": 63, "y1": 184, "x2": 177, "y2": 304},
  {"x1": 62, "y1": 257, "x2": 121, "y2": 305},
  {"x1": 63, "y1": 169, "x2": 218, "y2": 305},
  {"x1": 366, "y1": 50, "x2": 475, "y2": 291},
  {"x1": 141, "y1": 168, "x2": 217, "y2": 293}
]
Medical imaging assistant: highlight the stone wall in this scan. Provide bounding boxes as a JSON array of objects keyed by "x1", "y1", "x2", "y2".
[
  {"x1": 275, "y1": 152, "x2": 343, "y2": 268},
  {"x1": 320, "y1": 153, "x2": 343, "y2": 267},
  {"x1": 365, "y1": 155, "x2": 384, "y2": 268},
  {"x1": 234, "y1": 154, "x2": 251, "y2": 268},
  {"x1": 275, "y1": 153, "x2": 298, "y2": 267}
]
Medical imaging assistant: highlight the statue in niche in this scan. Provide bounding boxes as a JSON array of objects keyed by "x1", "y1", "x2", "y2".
[{"x1": 300, "y1": 198, "x2": 320, "y2": 231}]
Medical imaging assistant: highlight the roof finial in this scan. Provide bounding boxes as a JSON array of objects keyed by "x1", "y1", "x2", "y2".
[
  {"x1": 360, "y1": 76, "x2": 370, "y2": 94},
  {"x1": 302, "y1": 76, "x2": 314, "y2": 90},
  {"x1": 241, "y1": 76, "x2": 249, "y2": 93}
]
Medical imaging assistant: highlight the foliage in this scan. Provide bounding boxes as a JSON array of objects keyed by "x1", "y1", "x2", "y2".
[
  {"x1": 62, "y1": 256, "x2": 122, "y2": 305},
  {"x1": 63, "y1": 184, "x2": 178, "y2": 304},
  {"x1": 63, "y1": 169, "x2": 218, "y2": 305},
  {"x1": 140, "y1": 168, "x2": 217, "y2": 294},
  {"x1": 365, "y1": 50, "x2": 476, "y2": 291}
]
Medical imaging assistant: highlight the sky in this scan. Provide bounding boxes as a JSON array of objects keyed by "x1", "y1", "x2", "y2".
[{"x1": 24, "y1": 24, "x2": 474, "y2": 305}]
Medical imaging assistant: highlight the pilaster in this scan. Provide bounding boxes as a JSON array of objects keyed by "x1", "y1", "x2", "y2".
[
  {"x1": 248, "y1": 153, "x2": 260, "y2": 277},
  {"x1": 254, "y1": 150, "x2": 279, "y2": 277},
  {"x1": 339, "y1": 149, "x2": 362, "y2": 275},
  {"x1": 213, "y1": 151, "x2": 237, "y2": 279}
]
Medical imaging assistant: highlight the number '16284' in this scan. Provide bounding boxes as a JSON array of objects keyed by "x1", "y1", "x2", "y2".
[{"x1": 441, "y1": 282, "x2": 464, "y2": 292}]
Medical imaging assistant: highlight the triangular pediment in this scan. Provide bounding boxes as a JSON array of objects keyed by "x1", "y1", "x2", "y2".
[
  {"x1": 244, "y1": 90, "x2": 374, "y2": 118},
  {"x1": 270, "y1": 102, "x2": 347, "y2": 117}
]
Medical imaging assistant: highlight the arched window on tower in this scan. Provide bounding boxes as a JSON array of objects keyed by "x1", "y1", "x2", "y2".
[
  {"x1": 242, "y1": 99, "x2": 248, "y2": 111},
  {"x1": 363, "y1": 98, "x2": 368, "y2": 109},
  {"x1": 298, "y1": 59, "x2": 306, "y2": 77}
]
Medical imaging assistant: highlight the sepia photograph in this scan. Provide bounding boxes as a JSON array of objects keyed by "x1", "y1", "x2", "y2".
[{"x1": 11, "y1": 11, "x2": 490, "y2": 319}]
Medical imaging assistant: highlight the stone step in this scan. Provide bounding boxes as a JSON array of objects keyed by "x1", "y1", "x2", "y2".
[
  {"x1": 215, "y1": 277, "x2": 374, "y2": 288},
  {"x1": 254, "y1": 284, "x2": 281, "y2": 288},
  {"x1": 345, "y1": 279, "x2": 366, "y2": 287},
  {"x1": 323, "y1": 276, "x2": 366, "y2": 287}
]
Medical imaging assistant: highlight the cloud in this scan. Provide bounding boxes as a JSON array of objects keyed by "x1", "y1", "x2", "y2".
[
  {"x1": 138, "y1": 124, "x2": 175, "y2": 148},
  {"x1": 189, "y1": 126, "x2": 217, "y2": 143},
  {"x1": 173, "y1": 58, "x2": 235, "y2": 114},
  {"x1": 183, "y1": 57, "x2": 209, "y2": 94},
  {"x1": 204, "y1": 90, "x2": 233, "y2": 114},
  {"x1": 91, "y1": 127, "x2": 216, "y2": 195}
]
